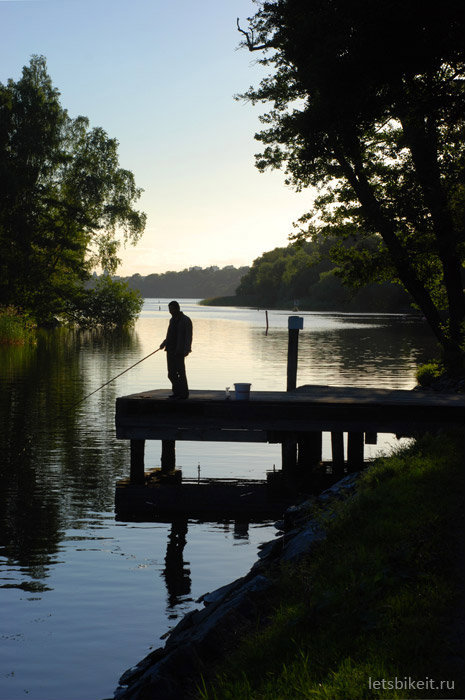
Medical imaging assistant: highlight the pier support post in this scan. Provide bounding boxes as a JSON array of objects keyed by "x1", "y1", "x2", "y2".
[
  {"x1": 161, "y1": 440, "x2": 176, "y2": 474},
  {"x1": 281, "y1": 440, "x2": 297, "y2": 474},
  {"x1": 295, "y1": 432, "x2": 322, "y2": 487},
  {"x1": 331, "y1": 432, "x2": 345, "y2": 477},
  {"x1": 347, "y1": 432, "x2": 364, "y2": 472},
  {"x1": 297, "y1": 432, "x2": 322, "y2": 470},
  {"x1": 130, "y1": 439, "x2": 145, "y2": 484}
]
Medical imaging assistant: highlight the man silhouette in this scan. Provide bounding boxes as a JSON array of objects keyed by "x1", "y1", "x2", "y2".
[{"x1": 159, "y1": 301, "x2": 192, "y2": 399}]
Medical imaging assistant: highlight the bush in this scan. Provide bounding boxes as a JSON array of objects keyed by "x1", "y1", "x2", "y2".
[
  {"x1": 64, "y1": 276, "x2": 143, "y2": 328},
  {"x1": 0, "y1": 307, "x2": 36, "y2": 344},
  {"x1": 416, "y1": 362, "x2": 444, "y2": 386}
]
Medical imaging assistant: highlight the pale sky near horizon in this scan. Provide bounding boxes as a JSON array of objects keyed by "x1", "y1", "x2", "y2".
[{"x1": 1, "y1": 0, "x2": 314, "y2": 275}]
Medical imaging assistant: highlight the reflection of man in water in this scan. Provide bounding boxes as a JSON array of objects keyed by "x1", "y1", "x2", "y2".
[
  {"x1": 162, "y1": 519, "x2": 191, "y2": 610},
  {"x1": 159, "y1": 301, "x2": 193, "y2": 400}
]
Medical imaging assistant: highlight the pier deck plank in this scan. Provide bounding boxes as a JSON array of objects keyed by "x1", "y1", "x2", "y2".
[{"x1": 115, "y1": 386, "x2": 465, "y2": 441}]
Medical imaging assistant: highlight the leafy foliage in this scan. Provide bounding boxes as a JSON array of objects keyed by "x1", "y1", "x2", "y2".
[
  {"x1": 0, "y1": 56, "x2": 146, "y2": 325},
  {"x1": 238, "y1": 0, "x2": 465, "y2": 370},
  {"x1": 415, "y1": 362, "x2": 444, "y2": 387},
  {"x1": 0, "y1": 306, "x2": 36, "y2": 344},
  {"x1": 63, "y1": 275, "x2": 143, "y2": 329},
  {"x1": 123, "y1": 265, "x2": 249, "y2": 299},
  {"x1": 235, "y1": 240, "x2": 413, "y2": 311}
]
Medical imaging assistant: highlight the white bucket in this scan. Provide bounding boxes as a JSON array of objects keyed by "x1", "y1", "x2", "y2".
[{"x1": 234, "y1": 383, "x2": 251, "y2": 400}]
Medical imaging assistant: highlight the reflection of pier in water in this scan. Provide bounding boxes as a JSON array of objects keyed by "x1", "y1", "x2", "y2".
[{"x1": 114, "y1": 386, "x2": 465, "y2": 520}]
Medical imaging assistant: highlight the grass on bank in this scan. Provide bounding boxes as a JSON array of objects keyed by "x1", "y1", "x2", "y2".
[
  {"x1": 199, "y1": 432, "x2": 465, "y2": 699},
  {"x1": 0, "y1": 307, "x2": 37, "y2": 344}
]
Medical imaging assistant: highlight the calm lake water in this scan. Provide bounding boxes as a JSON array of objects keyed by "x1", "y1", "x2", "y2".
[{"x1": 0, "y1": 300, "x2": 438, "y2": 700}]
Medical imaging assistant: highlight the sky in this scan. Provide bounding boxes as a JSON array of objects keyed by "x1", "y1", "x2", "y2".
[{"x1": 1, "y1": 0, "x2": 314, "y2": 275}]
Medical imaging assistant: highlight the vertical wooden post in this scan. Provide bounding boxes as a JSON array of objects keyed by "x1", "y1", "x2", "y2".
[
  {"x1": 282, "y1": 316, "x2": 304, "y2": 473},
  {"x1": 287, "y1": 329, "x2": 299, "y2": 391},
  {"x1": 347, "y1": 432, "x2": 364, "y2": 472},
  {"x1": 331, "y1": 432, "x2": 345, "y2": 477},
  {"x1": 281, "y1": 440, "x2": 297, "y2": 475},
  {"x1": 297, "y1": 432, "x2": 322, "y2": 487},
  {"x1": 297, "y1": 432, "x2": 322, "y2": 469},
  {"x1": 161, "y1": 440, "x2": 176, "y2": 474},
  {"x1": 287, "y1": 315, "x2": 303, "y2": 390},
  {"x1": 130, "y1": 439, "x2": 145, "y2": 484}
]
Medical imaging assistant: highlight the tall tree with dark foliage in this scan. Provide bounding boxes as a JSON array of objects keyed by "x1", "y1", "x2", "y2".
[
  {"x1": 238, "y1": 0, "x2": 465, "y2": 371},
  {"x1": 0, "y1": 56, "x2": 146, "y2": 324}
]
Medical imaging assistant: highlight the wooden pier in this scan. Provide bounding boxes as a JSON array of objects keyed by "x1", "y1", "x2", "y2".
[{"x1": 114, "y1": 385, "x2": 465, "y2": 518}]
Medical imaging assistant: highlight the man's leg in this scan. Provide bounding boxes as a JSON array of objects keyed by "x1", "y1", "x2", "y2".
[
  {"x1": 174, "y1": 355, "x2": 189, "y2": 399},
  {"x1": 167, "y1": 352, "x2": 178, "y2": 396}
]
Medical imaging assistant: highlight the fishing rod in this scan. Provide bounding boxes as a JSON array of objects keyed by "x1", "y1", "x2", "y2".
[
  {"x1": 10, "y1": 347, "x2": 164, "y2": 464},
  {"x1": 71, "y1": 346, "x2": 162, "y2": 411}
]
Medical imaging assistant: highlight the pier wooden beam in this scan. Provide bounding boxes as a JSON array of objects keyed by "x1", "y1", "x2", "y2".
[
  {"x1": 161, "y1": 440, "x2": 176, "y2": 474},
  {"x1": 347, "y1": 432, "x2": 364, "y2": 472},
  {"x1": 331, "y1": 431, "x2": 345, "y2": 478},
  {"x1": 130, "y1": 439, "x2": 145, "y2": 484}
]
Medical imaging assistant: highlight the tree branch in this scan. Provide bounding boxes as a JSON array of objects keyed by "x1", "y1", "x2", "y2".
[
  {"x1": 331, "y1": 138, "x2": 448, "y2": 347},
  {"x1": 237, "y1": 18, "x2": 268, "y2": 51}
]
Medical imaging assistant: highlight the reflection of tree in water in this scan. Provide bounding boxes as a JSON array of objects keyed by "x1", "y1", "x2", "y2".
[
  {"x1": 0, "y1": 326, "x2": 142, "y2": 584},
  {"x1": 162, "y1": 519, "x2": 191, "y2": 614}
]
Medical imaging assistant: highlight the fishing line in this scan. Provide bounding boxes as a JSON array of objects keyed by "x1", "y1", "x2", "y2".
[{"x1": 69, "y1": 346, "x2": 162, "y2": 411}]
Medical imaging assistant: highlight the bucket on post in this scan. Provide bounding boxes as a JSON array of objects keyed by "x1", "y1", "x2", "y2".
[{"x1": 234, "y1": 383, "x2": 251, "y2": 400}]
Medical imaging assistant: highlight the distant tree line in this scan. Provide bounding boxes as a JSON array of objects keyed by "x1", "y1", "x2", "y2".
[
  {"x1": 220, "y1": 238, "x2": 415, "y2": 312},
  {"x1": 116, "y1": 239, "x2": 416, "y2": 311},
  {"x1": 120, "y1": 265, "x2": 249, "y2": 299}
]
